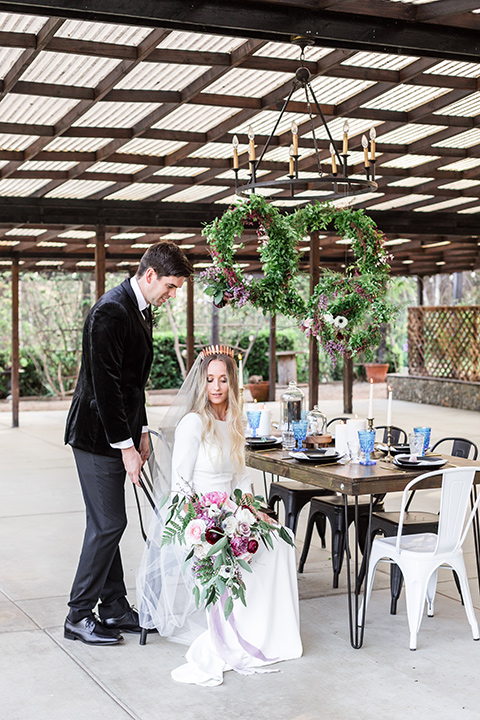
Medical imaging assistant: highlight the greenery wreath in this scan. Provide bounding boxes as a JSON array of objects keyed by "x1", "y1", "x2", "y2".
[{"x1": 200, "y1": 195, "x2": 396, "y2": 363}]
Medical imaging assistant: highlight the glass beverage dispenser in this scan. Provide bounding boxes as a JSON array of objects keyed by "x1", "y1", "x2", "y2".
[{"x1": 280, "y1": 381, "x2": 305, "y2": 449}]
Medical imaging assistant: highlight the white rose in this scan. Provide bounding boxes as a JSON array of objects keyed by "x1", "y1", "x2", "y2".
[
  {"x1": 193, "y1": 541, "x2": 210, "y2": 559},
  {"x1": 235, "y1": 507, "x2": 256, "y2": 526},
  {"x1": 223, "y1": 516, "x2": 238, "y2": 537},
  {"x1": 323, "y1": 312, "x2": 334, "y2": 324},
  {"x1": 334, "y1": 315, "x2": 348, "y2": 329},
  {"x1": 208, "y1": 503, "x2": 221, "y2": 518}
]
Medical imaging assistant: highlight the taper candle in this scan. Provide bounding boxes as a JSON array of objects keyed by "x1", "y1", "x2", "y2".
[
  {"x1": 238, "y1": 353, "x2": 244, "y2": 390},
  {"x1": 370, "y1": 127, "x2": 376, "y2": 161},
  {"x1": 362, "y1": 134, "x2": 369, "y2": 167},
  {"x1": 291, "y1": 121, "x2": 298, "y2": 155},
  {"x1": 368, "y1": 378, "x2": 374, "y2": 419},
  {"x1": 232, "y1": 135, "x2": 239, "y2": 169},
  {"x1": 342, "y1": 120, "x2": 349, "y2": 155},
  {"x1": 330, "y1": 143, "x2": 337, "y2": 174},
  {"x1": 248, "y1": 126, "x2": 255, "y2": 162},
  {"x1": 386, "y1": 385, "x2": 393, "y2": 427}
]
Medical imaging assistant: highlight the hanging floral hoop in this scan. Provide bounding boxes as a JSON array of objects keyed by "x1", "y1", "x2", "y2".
[
  {"x1": 200, "y1": 195, "x2": 396, "y2": 362},
  {"x1": 200, "y1": 194, "x2": 305, "y2": 317}
]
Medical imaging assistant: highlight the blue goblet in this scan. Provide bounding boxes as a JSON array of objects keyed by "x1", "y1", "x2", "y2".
[
  {"x1": 414, "y1": 426, "x2": 431, "y2": 456},
  {"x1": 358, "y1": 429, "x2": 376, "y2": 466},
  {"x1": 292, "y1": 420, "x2": 309, "y2": 451},
  {"x1": 246, "y1": 410, "x2": 261, "y2": 438}
]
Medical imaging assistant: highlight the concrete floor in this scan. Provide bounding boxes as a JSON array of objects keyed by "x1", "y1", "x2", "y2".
[{"x1": 1, "y1": 389, "x2": 480, "y2": 720}]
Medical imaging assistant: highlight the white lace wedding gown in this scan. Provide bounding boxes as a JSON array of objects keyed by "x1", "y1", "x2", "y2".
[{"x1": 139, "y1": 412, "x2": 302, "y2": 686}]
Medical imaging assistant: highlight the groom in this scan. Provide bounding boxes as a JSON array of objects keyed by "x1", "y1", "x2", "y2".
[{"x1": 64, "y1": 241, "x2": 193, "y2": 645}]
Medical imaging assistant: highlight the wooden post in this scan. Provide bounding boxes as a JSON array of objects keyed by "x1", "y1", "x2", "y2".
[
  {"x1": 417, "y1": 275, "x2": 424, "y2": 306},
  {"x1": 211, "y1": 301, "x2": 220, "y2": 344},
  {"x1": 95, "y1": 225, "x2": 106, "y2": 301},
  {"x1": 186, "y1": 275, "x2": 195, "y2": 372},
  {"x1": 11, "y1": 256, "x2": 19, "y2": 428},
  {"x1": 343, "y1": 355, "x2": 353, "y2": 414},
  {"x1": 308, "y1": 232, "x2": 320, "y2": 409},
  {"x1": 268, "y1": 313, "x2": 276, "y2": 401}
]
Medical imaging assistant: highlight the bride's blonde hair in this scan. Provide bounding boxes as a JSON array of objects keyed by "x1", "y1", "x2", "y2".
[{"x1": 196, "y1": 352, "x2": 245, "y2": 472}]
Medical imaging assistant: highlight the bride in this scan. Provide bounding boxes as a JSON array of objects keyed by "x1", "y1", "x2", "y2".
[{"x1": 137, "y1": 345, "x2": 302, "y2": 686}]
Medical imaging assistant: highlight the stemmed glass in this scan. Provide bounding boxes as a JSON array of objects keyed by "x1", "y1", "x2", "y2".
[
  {"x1": 246, "y1": 410, "x2": 262, "y2": 438},
  {"x1": 292, "y1": 420, "x2": 309, "y2": 451},
  {"x1": 358, "y1": 429, "x2": 376, "y2": 466}
]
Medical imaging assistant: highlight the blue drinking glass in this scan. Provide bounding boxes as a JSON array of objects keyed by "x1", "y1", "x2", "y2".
[
  {"x1": 358, "y1": 429, "x2": 376, "y2": 466},
  {"x1": 246, "y1": 410, "x2": 262, "y2": 438},
  {"x1": 414, "y1": 426, "x2": 431, "y2": 456},
  {"x1": 292, "y1": 420, "x2": 309, "y2": 451}
]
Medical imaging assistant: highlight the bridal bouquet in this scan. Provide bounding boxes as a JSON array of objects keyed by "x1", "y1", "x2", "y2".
[{"x1": 160, "y1": 487, "x2": 293, "y2": 619}]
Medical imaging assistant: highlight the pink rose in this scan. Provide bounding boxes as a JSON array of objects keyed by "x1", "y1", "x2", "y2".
[
  {"x1": 237, "y1": 521, "x2": 251, "y2": 537},
  {"x1": 184, "y1": 519, "x2": 206, "y2": 546}
]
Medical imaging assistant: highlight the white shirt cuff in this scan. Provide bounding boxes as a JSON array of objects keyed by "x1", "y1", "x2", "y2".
[
  {"x1": 110, "y1": 438, "x2": 134, "y2": 450},
  {"x1": 142, "y1": 426, "x2": 148, "y2": 434}
]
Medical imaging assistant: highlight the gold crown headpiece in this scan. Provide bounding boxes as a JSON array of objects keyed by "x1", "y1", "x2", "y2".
[{"x1": 201, "y1": 344, "x2": 235, "y2": 359}]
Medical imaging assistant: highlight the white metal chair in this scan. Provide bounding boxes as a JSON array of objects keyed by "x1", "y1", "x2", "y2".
[{"x1": 361, "y1": 466, "x2": 480, "y2": 650}]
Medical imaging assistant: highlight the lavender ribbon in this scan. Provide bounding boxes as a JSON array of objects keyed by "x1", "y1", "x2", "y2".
[{"x1": 209, "y1": 593, "x2": 279, "y2": 674}]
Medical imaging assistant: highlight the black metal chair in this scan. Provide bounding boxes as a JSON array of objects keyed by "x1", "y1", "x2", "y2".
[
  {"x1": 267, "y1": 478, "x2": 335, "y2": 537},
  {"x1": 298, "y1": 494, "x2": 384, "y2": 587},
  {"x1": 326, "y1": 417, "x2": 350, "y2": 429},
  {"x1": 365, "y1": 435, "x2": 478, "y2": 614},
  {"x1": 375, "y1": 425, "x2": 408, "y2": 444}
]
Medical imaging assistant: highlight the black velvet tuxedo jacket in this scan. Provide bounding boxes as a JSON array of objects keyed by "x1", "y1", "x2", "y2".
[{"x1": 65, "y1": 279, "x2": 153, "y2": 458}]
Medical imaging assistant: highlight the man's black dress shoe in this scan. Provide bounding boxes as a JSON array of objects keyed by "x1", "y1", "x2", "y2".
[
  {"x1": 64, "y1": 615, "x2": 123, "y2": 645},
  {"x1": 101, "y1": 607, "x2": 144, "y2": 634}
]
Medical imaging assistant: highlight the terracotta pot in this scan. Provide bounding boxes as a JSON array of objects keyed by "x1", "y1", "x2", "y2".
[
  {"x1": 246, "y1": 381, "x2": 270, "y2": 402},
  {"x1": 364, "y1": 363, "x2": 389, "y2": 383}
]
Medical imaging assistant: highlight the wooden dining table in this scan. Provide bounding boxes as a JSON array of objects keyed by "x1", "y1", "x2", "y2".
[{"x1": 245, "y1": 447, "x2": 480, "y2": 648}]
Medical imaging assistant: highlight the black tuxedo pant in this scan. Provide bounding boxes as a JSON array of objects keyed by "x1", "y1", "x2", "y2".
[{"x1": 67, "y1": 448, "x2": 130, "y2": 622}]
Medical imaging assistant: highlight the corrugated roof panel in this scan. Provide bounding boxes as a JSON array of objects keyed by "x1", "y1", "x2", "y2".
[
  {"x1": 86, "y1": 161, "x2": 147, "y2": 174},
  {"x1": 0, "y1": 12, "x2": 47, "y2": 33},
  {"x1": 293, "y1": 76, "x2": 374, "y2": 105},
  {"x1": 435, "y1": 92, "x2": 480, "y2": 117},
  {"x1": 363, "y1": 84, "x2": 450, "y2": 112},
  {"x1": 45, "y1": 180, "x2": 115, "y2": 199},
  {"x1": 164, "y1": 185, "x2": 228, "y2": 203},
  {"x1": 72, "y1": 101, "x2": 160, "y2": 129},
  {"x1": 303, "y1": 117, "x2": 381, "y2": 142},
  {"x1": 458, "y1": 204, "x2": 480, "y2": 214},
  {"x1": 153, "y1": 165, "x2": 208, "y2": 177},
  {"x1": 254, "y1": 43, "x2": 333, "y2": 61},
  {"x1": 115, "y1": 62, "x2": 206, "y2": 91},
  {"x1": 157, "y1": 31, "x2": 245, "y2": 53},
  {"x1": 216, "y1": 168, "x2": 269, "y2": 180},
  {"x1": 434, "y1": 128, "x2": 480, "y2": 149},
  {"x1": 189, "y1": 142, "x2": 234, "y2": 159},
  {"x1": 105, "y1": 183, "x2": 172, "y2": 201},
  {"x1": 18, "y1": 160, "x2": 78, "y2": 171},
  {"x1": 203, "y1": 68, "x2": 292, "y2": 98},
  {"x1": 331, "y1": 192, "x2": 383, "y2": 208},
  {"x1": 153, "y1": 104, "x2": 239, "y2": 133},
  {"x1": 415, "y1": 197, "x2": 477, "y2": 212},
  {"x1": 230, "y1": 110, "x2": 312, "y2": 138},
  {"x1": 0, "y1": 94, "x2": 79, "y2": 125},
  {"x1": 5, "y1": 228, "x2": 46, "y2": 236},
  {"x1": 0, "y1": 133, "x2": 38, "y2": 151},
  {"x1": 21, "y1": 52, "x2": 121, "y2": 87},
  {"x1": 44, "y1": 136, "x2": 110, "y2": 152},
  {"x1": 425, "y1": 60, "x2": 480, "y2": 78},
  {"x1": 439, "y1": 158, "x2": 480, "y2": 171},
  {"x1": 342, "y1": 51, "x2": 418, "y2": 71},
  {"x1": 439, "y1": 179, "x2": 480, "y2": 190},
  {"x1": 58, "y1": 230, "x2": 96, "y2": 238},
  {"x1": 55, "y1": 19, "x2": 152, "y2": 45},
  {"x1": 367, "y1": 194, "x2": 434, "y2": 210},
  {"x1": 388, "y1": 176, "x2": 434, "y2": 187},
  {"x1": 381, "y1": 154, "x2": 439, "y2": 168},
  {"x1": 110, "y1": 232, "x2": 146, "y2": 239},
  {"x1": 0, "y1": 47, "x2": 24, "y2": 79},
  {"x1": 119, "y1": 138, "x2": 186, "y2": 156},
  {"x1": 376, "y1": 124, "x2": 446, "y2": 145},
  {"x1": 0, "y1": 178, "x2": 51, "y2": 196}
]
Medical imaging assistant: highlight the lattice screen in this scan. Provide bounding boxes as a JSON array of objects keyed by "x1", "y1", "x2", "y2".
[{"x1": 408, "y1": 306, "x2": 480, "y2": 382}]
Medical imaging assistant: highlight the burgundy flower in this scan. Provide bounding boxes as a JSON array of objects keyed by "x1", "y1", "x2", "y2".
[
  {"x1": 247, "y1": 539, "x2": 259, "y2": 554},
  {"x1": 205, "y1": 526, "x2": 224, "y2": 545}
]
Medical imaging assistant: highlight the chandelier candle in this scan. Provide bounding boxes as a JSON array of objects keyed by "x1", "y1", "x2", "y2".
[
  {"x1": 291, "y1": 121, "x2": 299, "y2": 155},
  {"x1": 330, "y1": 143, "x2": 337, "y2": 174},
  {"x1": 248, "y1": 126, "x2": 255, "y2": 162},
  {"x1": 370, "y1": 127, "x2": 376, "y2": 161},
  {"x1": 362, "y1": 135, "x2": 369, "y2": 167},
  {"x1": 343, "y1": 120, "x2": 349, "y2": 155},
  {"x1": 232, "y1": 135, "x2": 239, "y2": 169}
]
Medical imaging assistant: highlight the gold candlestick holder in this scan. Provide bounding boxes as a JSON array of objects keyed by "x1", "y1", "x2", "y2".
[
  {"x1": 385, "y1": 425, "x2": 394, "y2": 461},
  {"x1": 367, "y1": 417, "x2": 374, "y2": 431}
]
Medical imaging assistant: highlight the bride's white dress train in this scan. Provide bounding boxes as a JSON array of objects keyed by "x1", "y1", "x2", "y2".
[{"x1": 138, "y1": 412, "x2": 302, "y2": 686}]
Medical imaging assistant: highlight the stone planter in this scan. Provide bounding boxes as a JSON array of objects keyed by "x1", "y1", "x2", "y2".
[
  {"x1": 364, "y1": 363, "x2": 390, "y2": 383},
  {"x1": 246, "y1": 381, "x2": 270, "y2": 402}
]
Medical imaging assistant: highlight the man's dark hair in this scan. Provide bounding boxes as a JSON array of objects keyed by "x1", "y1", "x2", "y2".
[{"x1": 137, "y1": 241, "x2": 193, "y2": 279}]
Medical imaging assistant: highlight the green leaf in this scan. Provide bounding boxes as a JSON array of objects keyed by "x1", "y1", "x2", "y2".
[
  {"x1": 237, "y1": 558, "x2": 253, "y2": 573},
  {"x1": 223, "y1": 595, "x2": 234, "y2": 620},
  {"x1": 206, "y1": 535, "x2": 228, "y2": 558},
  {"x1": 279, "y1": 526, "x2": 294, "y2": 546},
  {"x1": 215, "y1": 577, "x2": 226, "y2": 596}
]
